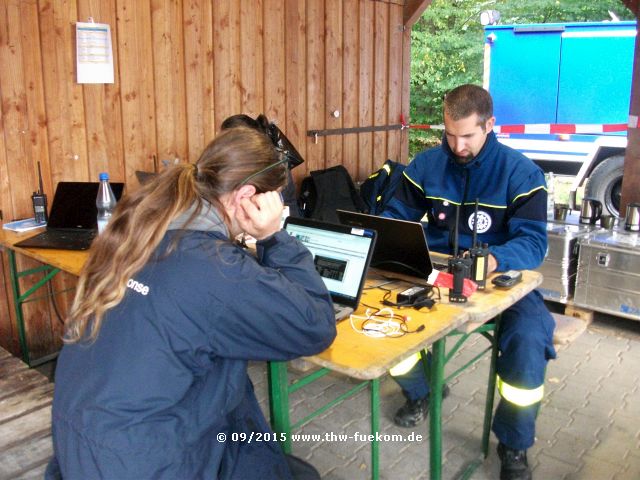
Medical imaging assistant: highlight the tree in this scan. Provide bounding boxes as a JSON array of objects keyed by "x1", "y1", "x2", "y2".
[{"x1": 408, "y1": 0, "x2": 635, "y2": 158}]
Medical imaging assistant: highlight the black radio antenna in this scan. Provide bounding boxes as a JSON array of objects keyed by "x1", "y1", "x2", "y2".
[
  {"x1": 37, "y1": 161, "x2": 44, "y2": 194},
  {"x1": 453, "y1": 204, "x2": 460, "y2": 257},
  {"x1": 472, "y1": 198, "x2": 479, "y2": 248}
]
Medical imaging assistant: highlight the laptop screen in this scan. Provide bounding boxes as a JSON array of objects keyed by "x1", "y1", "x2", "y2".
[
  {"x1": 48, "y1": 182, "x2": 125, "y2": 230},
  {"x1": 336, "y1": 210, "x2": 433, "y2": 279},
  {"x1": 284, "y1": 217, "x2": 376, "y2": 308}
]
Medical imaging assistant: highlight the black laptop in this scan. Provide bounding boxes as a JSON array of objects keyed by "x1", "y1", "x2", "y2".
[
  {"x1": 337, "y1": 210, "x2": 435, "y2": 279},
  {"x1": 284, "y1": 217, "x2": 377, "y2": 321},
  {"x1": 15, "y1": 181, "x2": 125, "y2": 251}
]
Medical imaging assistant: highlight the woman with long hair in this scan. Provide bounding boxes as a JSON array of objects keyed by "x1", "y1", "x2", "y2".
[{"x1": 47, "y1": 127, "x2": 336, "y2": 479}]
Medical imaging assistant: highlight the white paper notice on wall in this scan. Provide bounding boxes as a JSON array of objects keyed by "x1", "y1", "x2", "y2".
[{"x1": 76, "y1": 21, "x2": 114, "y2": 84}]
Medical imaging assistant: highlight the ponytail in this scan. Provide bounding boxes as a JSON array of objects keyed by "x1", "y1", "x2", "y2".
[{"x1": 65, "y1": 127, "x2": 285, "y2": 343}]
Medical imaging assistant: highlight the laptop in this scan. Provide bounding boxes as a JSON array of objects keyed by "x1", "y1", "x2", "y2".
[
  {"x1": 336, "y1": 210, "x2": 436, "y2": 279},
  {"x1": 15, "y1": 181, "x2": 125, "y2": 251},
  {"x1": 284, "y1": 217, "x2": 377, "y2": 321}
]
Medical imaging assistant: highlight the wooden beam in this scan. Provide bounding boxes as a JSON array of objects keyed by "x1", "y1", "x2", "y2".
[
  {"x1": 623, "y1": 0, "x2": 639, "y2": 17},
  {"x1": 621, "y1": 19, "x2": 640, "y2": 213},
  {"x1": 403, "y1": 0, "x2": 431, "y2": 28}
]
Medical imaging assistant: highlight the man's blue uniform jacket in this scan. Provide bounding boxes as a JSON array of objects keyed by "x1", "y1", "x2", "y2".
[{"x1": 383, "y1": 131, "x2": 548, "y2": 271}]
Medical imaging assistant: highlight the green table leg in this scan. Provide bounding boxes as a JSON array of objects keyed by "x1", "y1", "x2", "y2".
[
  {"x1": 7, "y1": 250, "x2": 62, "y2": 366},
  {"x1": 370, "y1": 377, "x2": 380, "y2": 480},
  {"x1": 427, "y1": 341, "x2": 445, "y2": 480},
  {"x1": 482, "y1": 314, "x2": 502, "y2": 457},
  {"x1": 267, "y1": 361, "x2": 292, "y2": 453},
  {"x1": 7, "y1": 250, "x2": 29, "y2": 365}
]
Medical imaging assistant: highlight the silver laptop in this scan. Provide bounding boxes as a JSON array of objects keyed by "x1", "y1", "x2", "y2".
[{"x1": 284, "y1": 217, "x2": 377, "y2": 321}]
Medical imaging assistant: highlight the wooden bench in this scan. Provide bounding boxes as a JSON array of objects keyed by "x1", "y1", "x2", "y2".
[
  {"x1": 0, "y1": 348, "x2": 53, "y2": 479},
  {"x1": 552, "y1": 310, "x2": 591, "y2": 348}
]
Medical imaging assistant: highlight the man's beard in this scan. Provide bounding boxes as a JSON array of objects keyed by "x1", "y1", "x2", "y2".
[{"x1": 454, "y1": 153, "x2": 473, "y2": 164}]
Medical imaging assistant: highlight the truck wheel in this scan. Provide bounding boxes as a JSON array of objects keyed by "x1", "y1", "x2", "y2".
[{"x1": 584, "y1": 155, "x2": 624, "y2": 217}]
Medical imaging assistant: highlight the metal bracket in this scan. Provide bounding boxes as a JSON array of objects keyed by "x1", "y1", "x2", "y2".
[
  {"x1": 597, "y1": 251, "x2": 610, "y2": 267},
  {"x1": 307, "y1": 124, "x2": 404, "y2": 139}
]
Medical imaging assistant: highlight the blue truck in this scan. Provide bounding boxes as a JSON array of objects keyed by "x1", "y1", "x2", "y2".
[{"x1": 483, "y1": 21, "x2": 636, "y2": 217}]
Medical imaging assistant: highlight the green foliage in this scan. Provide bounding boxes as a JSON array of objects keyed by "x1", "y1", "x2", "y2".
[
  {"x1": 408, "y1": 0, "x2": 635, "y2": 159},
  {"x1": 496, "y1": 0, "x2": 635, "y2": 24}
]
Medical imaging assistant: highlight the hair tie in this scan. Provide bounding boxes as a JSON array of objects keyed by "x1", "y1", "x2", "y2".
[{"x1": 192, "y1": 163, "x2": 198, "y2": 177}]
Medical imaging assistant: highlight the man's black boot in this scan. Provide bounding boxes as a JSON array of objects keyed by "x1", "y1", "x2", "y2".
[
  {"x1": 497, "y1": 442, "x2": 532, "y2": 480},
  {"x1": 393, "y1": 385, "x2": 450, "y2": 428}
]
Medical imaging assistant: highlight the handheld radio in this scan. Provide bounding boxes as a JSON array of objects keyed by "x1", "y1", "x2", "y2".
[
  {"x1": 32, "y1": 162, "x2": 47, "y2": 225},
  {"x1": 448, "y1": 204, "x2": 472, "y2": 303},
  {"x1": 469, "y1": 199, "x2": 490, "y2": 289}
]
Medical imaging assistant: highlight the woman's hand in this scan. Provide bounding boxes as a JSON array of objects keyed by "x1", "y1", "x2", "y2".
[{"x1": 235, "y1": 191, "x2": 283, "y2": 240}]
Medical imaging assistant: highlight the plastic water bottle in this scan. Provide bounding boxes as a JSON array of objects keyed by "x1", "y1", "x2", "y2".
[{"x1": 96, "y1": 172, "x2": 117, "y2": 234}]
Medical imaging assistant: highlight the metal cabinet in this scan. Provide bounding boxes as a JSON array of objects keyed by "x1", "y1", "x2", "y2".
[
  {"x1": 537, "y1": 222, "x2": 592, "y2": 303},
  {"x1": 574, "y1": 229, "x2": 640, "y2": 320}
]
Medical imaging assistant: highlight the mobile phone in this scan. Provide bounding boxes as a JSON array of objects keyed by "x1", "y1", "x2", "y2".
[{"x1": 491, "y1": 270, "x2": 522, "y2": 288}]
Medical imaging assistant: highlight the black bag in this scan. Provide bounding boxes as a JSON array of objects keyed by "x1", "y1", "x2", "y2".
[
  {"x1": 282, "y1": 169, "x2": 302, "y2": 217},
  {"x1": 359, "y1": 159, "x2": 406, "y2": 215},
  {"x1": 298, "y1": 165, "x2": 366, "y2": 223}
]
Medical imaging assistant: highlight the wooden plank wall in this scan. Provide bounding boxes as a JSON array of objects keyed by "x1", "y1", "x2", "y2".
[{"x1": 0, "y1": 0, "x2": 411, "y2": 359}]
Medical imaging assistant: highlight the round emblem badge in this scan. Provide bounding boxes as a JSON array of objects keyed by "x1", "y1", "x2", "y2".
[{"x1": 468, "y1": 211, "x2": 491, "y2": 233}]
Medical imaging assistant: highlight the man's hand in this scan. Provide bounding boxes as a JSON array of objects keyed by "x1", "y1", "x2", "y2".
[
  {"x1": 235, "y1": 191, "x2": 283, "y2": 240},
  {"x1": 487, "y1": 254, "x2": 497, "y2": 273},
  {"x1": 463, "y1": 251, "x2": 498, "y2": 274}
]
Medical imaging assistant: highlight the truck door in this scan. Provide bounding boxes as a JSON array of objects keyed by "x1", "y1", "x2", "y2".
[
  {"x1": 556, "y1": 25, "x2": 634, "y2": 125},
  {"x1": 485, "y1": 25, "x2": 562, "y2": 125}
]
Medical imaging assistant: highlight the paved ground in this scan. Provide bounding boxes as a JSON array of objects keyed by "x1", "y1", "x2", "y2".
[{"x1": 247, "y1": 308, "x2": 640, "y2": 479}]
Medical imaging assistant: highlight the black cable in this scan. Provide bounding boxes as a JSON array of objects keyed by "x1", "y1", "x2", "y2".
[
  {"x1": 47, "y1": 278, "x2": 66, "y2": 325},
  {"x1": 381, "y1": 292, "x2": 436, "y2": 310},
  {"x1": 369, "y1": 260, "x2": 429, "y2": 280},
  {"x1": 364, "y1": 279, "x2": 400, "y2": 290},
  {"x1": 375, "y1": 273, "x2": 432, "y2": 289}
]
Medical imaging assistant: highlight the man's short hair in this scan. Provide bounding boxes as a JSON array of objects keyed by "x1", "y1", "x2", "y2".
[{"x1": 443, "y1": 84, "x2": 493, "y2": 126}]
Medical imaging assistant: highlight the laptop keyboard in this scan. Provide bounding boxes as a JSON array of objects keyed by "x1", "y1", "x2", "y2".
[
  {"x1": 333, "y1": 304, "x2": 354, "y2": 322},
  {"x1": 37, "y1": 230, "x2": 96, "y2": 242},
  {"x1": 15, "y1": 228, "x2": 97, "y2": 250}
]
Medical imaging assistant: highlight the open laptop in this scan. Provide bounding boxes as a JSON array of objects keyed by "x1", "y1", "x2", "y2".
[
  {"x1": 337, "y1": 210, "x2": 436, "y2": 279},
  {"x1": 15, "y1": 181, "x2": 125, "y2": 251},
  {"x1": 284, "y1": 217, "x2": 377, "y2": 321}
]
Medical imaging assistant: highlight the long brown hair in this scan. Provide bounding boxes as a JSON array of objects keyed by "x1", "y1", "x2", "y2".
[{"x1": 65, "y1": 127, "x2": 286, "y2": 343}]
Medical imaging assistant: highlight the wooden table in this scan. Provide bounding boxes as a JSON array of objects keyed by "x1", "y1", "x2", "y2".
[
  {"x1": 268, "y1": 268, "x2": 542, "y2": 480},
  {"x1": 0, "y1": 229, "x2": 86, "y2": 366}
]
